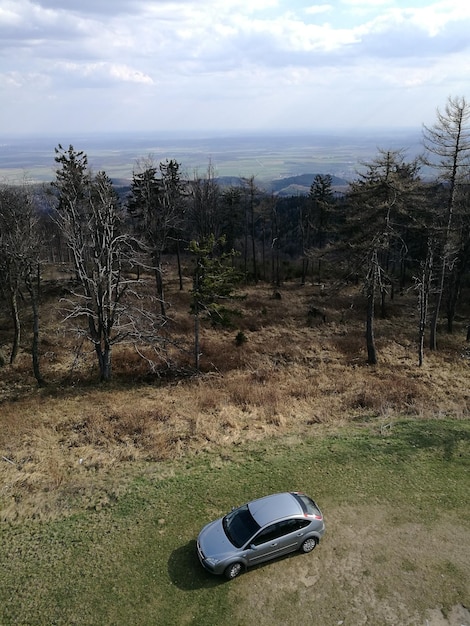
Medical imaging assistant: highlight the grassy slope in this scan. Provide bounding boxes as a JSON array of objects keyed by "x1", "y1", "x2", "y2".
[
  {"x1": 1, "y1": 276, "x2": 470, "y2": 624},
  {"x1": 1, "y1": 419, "x2": 469, "y2": 626}
]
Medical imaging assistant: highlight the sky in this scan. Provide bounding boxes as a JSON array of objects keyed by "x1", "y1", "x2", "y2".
[{"x1": 0, "y1": 0, "x2": 469, "y2": 137}]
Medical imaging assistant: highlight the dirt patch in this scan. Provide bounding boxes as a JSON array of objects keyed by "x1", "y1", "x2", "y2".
[
  {"x1": 231, "y1": 505, "x2": 470, "y2": 625},
  {"x1": 425, "y1": 605, "x2": 470, "y2": 626}
]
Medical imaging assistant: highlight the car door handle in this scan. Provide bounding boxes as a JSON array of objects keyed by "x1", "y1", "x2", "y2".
[
  {"x1": 296, "y1": 533, "x2": 304, "y2": 537},
  {"x1": 270, "y1": 543, "x2": 278, "y2": 547}
]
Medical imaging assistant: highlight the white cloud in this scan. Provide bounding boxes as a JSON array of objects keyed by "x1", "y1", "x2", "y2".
[
  {"x1": 0, "y1": 70, "x2": 50, "y2": 89},
  {"x1": 109, "y1": 65, "x2": 154, "y2": 85},
  {"x1": 55, "y1": 62, "x2": 154, "y2": 86},
  {"x1": 340, "y1": 0, "x2": 392, "y2": 5},
  {"x1": 356, "y1": 1, "x2": 470, "y2": 38},
  {"x1": 0, "y1": 0, "x2": 469, "y2": 135},
  {"x1": 304, "y1": 4, "x2": 333, "y2": 16}
]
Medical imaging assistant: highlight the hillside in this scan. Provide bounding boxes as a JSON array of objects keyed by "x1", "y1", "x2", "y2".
[
  {"x1": 1, "y1": 271, "x2": 469, "y2": 520},
  {"x1": 1, "y1": 270, "x2": 469, "y2": 626}
]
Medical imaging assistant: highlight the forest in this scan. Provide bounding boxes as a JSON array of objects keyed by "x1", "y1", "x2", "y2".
[{"x1": 0, "y1": 95, "x2": 469, "y2": 386}]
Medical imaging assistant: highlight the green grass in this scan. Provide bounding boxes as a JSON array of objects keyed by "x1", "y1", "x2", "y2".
[{"x1": 1, "y1": 418, "x2": 469, "y2": 625}]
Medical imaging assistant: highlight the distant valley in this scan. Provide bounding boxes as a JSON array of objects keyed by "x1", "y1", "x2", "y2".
[{"x1": 0, "y1": 129, "x2": 424, "y2": 188}]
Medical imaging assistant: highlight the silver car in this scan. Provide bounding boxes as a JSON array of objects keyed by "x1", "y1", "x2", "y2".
[{"x1": 197, "y1": 491, "x2": 325, "y2": 579}]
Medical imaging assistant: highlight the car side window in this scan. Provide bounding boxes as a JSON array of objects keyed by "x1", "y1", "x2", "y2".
[
  {"x1": 251, "y1": 519, "x2": 311, "y2": 546},
  {"x1": 252, "y1": 523, "x2": 284, "y2": 545},
  {"x1": 284, "y1": 519, "x2": 311, "y2": 533}
]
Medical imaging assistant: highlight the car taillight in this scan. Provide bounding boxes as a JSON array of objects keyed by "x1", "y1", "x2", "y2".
[{"x1": 305, "y1": 512, "x2": 322, "y2": 520}]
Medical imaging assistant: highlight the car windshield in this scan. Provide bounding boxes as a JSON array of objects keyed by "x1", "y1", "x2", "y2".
[{"x1": 223, "y1": 504, "x2": 260, "y2": 548}]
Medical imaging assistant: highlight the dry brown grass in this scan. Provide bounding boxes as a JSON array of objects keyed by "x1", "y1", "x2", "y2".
[{"x1": 1, "y1": 275, "x2": 469, "y2": 520}]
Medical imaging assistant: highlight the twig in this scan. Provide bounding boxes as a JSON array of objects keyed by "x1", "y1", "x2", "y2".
[
  {"x1": 380, "y1": 422, "x2": 393, "y2": 434},
  {"x1": 2, "y1": 456, "x2": 15, "y2": 465}
]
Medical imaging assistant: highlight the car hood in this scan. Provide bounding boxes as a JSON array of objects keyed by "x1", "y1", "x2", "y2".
[{"x1": 198, "y1": 517, "x2": 236, "y2": 559}]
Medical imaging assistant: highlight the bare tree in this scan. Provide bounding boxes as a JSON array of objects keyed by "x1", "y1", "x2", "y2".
[
  {"x1": 188, "y1": 162, "x2": 221, "y2": 241},
  {"x1": 422, "y1": 96, "x2": 470, "y2": 349},
  {"x1": 0, "y1": 184, "x2": 45, "y2": 385},
  {"x1": 241, "y1": 176, "x2": 261, "y2": 282},
  {"x1": 415, "y1": 239, "x2": 434, "y2": 367},
  {"x1": 0, "y1": 187, "x2": 22, "y2": 364},
  {"x1": 53, "y1": 146, "x2": 139, "y2": 382},
  {"x1": 270, "y1": 196, "x2": 281, "y2": 287}
]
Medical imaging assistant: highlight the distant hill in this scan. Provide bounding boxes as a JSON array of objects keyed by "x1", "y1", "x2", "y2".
[
  {"x1": 111, "y1": 173, "x2": 348, "y2": 201},
  {"x1": 215, "y1": 173, "x2": 349, "y2": 196},
  {"x1": 268, "y1": 173, "x2": 348, "y2": 196}
]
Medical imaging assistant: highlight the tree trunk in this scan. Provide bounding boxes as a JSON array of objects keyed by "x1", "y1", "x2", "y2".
[
  {"x1": 251, "y1": 207, "x2": 257, "y2": 283},
  {"x1": 366, "y1": 281, "x2": 377, "y2": 365},
  {"x1": 95, "y1": 342, "x2": 112, "y2": 382},
  {"x1": 26, "y1": 277, "x2": 46, "y2": 387},
  {"x1": 261, "y1": 216, "x2": 266, "y2": 282},
  {"x1": 446, "y1": 238, "x2": 469, "y2": 333},
  {"x1": 417, "y1": 241, "x2": 433, "y2": 365},
  {"x1": 380, "y1": 287, "x2": 387, "y2": 319},
  {"x1": 176, "y1": 238, "x2": 183, "y2": 291},
  {"x1": 400, "y1": 256, "x2": 407, "y2": 290},
  {"x1": 301, "y1": 258, "x2": 308, "y2": 286},
  {"x1": 429, "y1": 257, "x2": 445, "y2": 350},
  {"x1": 192, "y1": 259, "x2": 201, "y2": 372},
  {"x1": 155, "y1": 259, "x2": 166, "y2": 318},
  {"x1": 446, "y1": 271, "x2": 459, "y2": 333},
  {"x1": 366, "y1": 257, "x2": 378, "y2": 365},
  {"x1": 194, "y1": 312, "x2": 200, "y2": 372},
  {"x1": 10, "y1": 290, "x2": 20, "y2": 364},
  {"x1": 418, "y1": 319, "x2": 425, "y2": 368}
]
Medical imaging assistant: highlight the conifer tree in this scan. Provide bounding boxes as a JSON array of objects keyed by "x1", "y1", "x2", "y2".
[
  {"x1": 346, "y1": 149, "x2": 421, "y2": 364},
  {"x1": 422, "y1": 96, "x2": 470, "y2": 347},
  {"x1": 189, "y1": 235, "x2": 240, "y2": 371},
  {"x1": 128, "y1": 158, "x2": 185, "y2": 317}
]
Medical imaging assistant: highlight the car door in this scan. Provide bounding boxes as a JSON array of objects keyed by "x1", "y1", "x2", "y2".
[
  {"x1": 246, "y1": 522, "x2": 284, "y2": 565},
  {"x1": 272, "y1": 518, "x2": 313, "y2": 554},
  {"x1": 246, "y1": 519, "x2": 304, "y2": 566},
  {"x1": 281, "y1": 518, "x2": 312, "y2": 550}
]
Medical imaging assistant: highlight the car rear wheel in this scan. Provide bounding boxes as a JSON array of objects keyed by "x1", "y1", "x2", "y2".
[
  {"x1": 224, "y1": 562, "x2": 242, "y2": 580},
  {"x1": 300, "y1": 537, "x2": 318, "y2": 553}
]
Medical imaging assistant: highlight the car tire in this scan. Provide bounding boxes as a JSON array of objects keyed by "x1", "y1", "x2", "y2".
[
  {"x1": 300, "y1": 537, "x2": 318, "y2": 553},
  {"x1": 224, "y1": 562, "x2": 243, "y2": 580}
]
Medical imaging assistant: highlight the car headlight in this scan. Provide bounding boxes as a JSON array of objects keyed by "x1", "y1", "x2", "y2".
[{"x1": 205, "y1": 557, "x2": 220, "y2": 567}]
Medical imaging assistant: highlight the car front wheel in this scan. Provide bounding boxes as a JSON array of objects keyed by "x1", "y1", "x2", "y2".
[
  {"x1": 300, "y1": 537, "x2": 318, "y2": 553},
  {"x1": 224, "y1": 562, "x2": 243, "y2": 580}
]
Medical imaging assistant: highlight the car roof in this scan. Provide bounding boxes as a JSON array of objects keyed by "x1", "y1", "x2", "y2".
[{"x1": 247, "y1": 492, "x2": 302, "y2": 528}]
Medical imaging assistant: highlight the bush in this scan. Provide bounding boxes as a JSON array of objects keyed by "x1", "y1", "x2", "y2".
[{"x1": 235, "y1": 331, "x2": 247, "y2": 346}]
